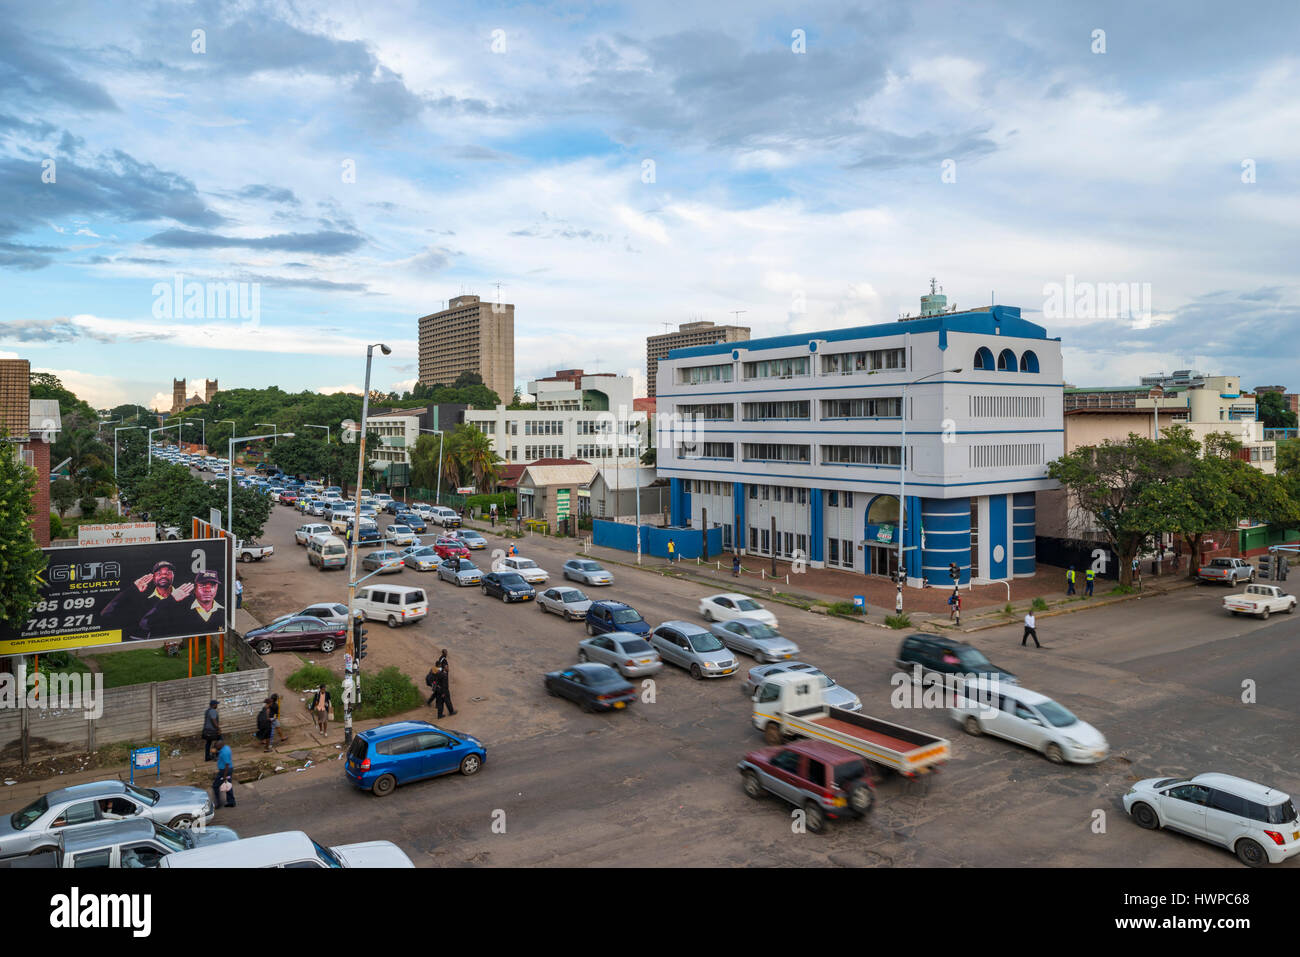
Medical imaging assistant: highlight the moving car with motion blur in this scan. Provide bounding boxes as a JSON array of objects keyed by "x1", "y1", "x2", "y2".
[
  {"x1": 563, "y1": 559, "x2": 613, "y2": 586},
  {"x1": 482, "y1": 571, "x2": 536, "y2": 602},
  {"x1": 648, "y1": 621, "x2": 737, "y2": 679},
  {"x1": 246, "y1": 616, "x2": 347, "y2": 655},
  {"x1": 738, "y1": 740, "x2": 875, "y2": 833},
  {"x1": 699, "y1": 593, "x2": 778, "y2": 627},
  {"x1": 345, "y1": 721, "x2": 486, "y2": 797},
  {"x1": 538, "y1": 587, "x2": 592, "y2": 620},
  {"x1": 709, "y1": 619, "x2": 799, "y2": 663},
  {"x1": 578, "y1": 633, "x2": 662, "y2": 677},
  {"x1": 543, "y1": 663, "x2": 637, "y2": 712}
]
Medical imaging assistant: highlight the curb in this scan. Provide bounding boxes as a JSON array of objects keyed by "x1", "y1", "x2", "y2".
[{"x1": 948, "y1": 579, "x2": 1200, "y2": 632}]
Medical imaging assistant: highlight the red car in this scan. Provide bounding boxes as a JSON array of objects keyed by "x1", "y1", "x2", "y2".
[
  {"x1": 434, "y1": 538, "x2": 470, "y2": 560},
  {"x1": 280, "y1": 492, "x2": 298, "y2": 506},
  {"x1": 737, "y1": 739, "x2": 875, "y2": 833}
]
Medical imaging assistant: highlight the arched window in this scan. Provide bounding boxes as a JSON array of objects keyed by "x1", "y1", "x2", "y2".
[
  {"x1": 997, "y1": 348, "x2": 1016, "y2": 371},
  {"x1": 1019, "y1": 350, "x2": 1039, "y2": 373},
  {"x1": 973, "y1": 347, "x2": 994, "y2": 370},
  {"x1": 866, "y1": 495, "x2": 899, "y2": 524}
]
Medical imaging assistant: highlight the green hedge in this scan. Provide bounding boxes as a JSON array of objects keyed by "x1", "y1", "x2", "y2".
[{"x1": 286, "y1": 663, "x2": 422, "y2": 721}]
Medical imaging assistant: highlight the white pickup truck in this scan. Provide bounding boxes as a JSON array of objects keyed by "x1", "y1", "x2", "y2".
[
  {"x1": 236, "y1": 541, "x2": 274, "y2": 563},
  {"x1": 751, "y1": 672, "x2": 950, "y2": 782},
  {"x1": 1198, "y1": 557, "x2": 1254, "y2": 585},
  {"x1": 1223, "y1": 583, "x2": 1296, "y2": 619}
]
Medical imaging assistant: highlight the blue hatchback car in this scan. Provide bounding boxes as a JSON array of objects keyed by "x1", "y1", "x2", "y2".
[
  {"x1": 585, "y1": 600, "x2": 650, "y2": 637},
  {"x1": 345, "y1": 721, "x2": 486, "y2": 797}
]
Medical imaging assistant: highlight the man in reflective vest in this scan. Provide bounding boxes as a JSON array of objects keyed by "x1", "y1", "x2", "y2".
[
  {"x1": 1085, "y1": 567, "x2": 1095, "y2": 596},
  {"x1": 1066, "y1": 567, "x2": 1076, "y2": 595}
]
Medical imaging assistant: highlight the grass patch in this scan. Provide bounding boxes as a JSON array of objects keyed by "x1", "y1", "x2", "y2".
[
  {"x1": 1110, "y1": 583, "x2": 1136, "y2": 595},
  {"x1": 1001, "y1": 602, "x2": 1016, "y2": 615},
  {"x1": 884, "y1": 613, "x2": 912, "y2": 629},
  {"x1": 1031, "y1": 597, "x2": 1049, "y2": 611},
  {"x1": 89, "y1": 646, "x2": 238, "y2": 688},
  {"x1": 826, "y1": 600, "x2": 864, "y2": 616},
  {"x1": 285, "y1": 662, "x2": 421, "y2": 721}
]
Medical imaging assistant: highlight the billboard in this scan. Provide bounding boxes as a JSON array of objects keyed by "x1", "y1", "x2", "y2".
[
  {"x1": 0, "y1": 540, "x2": 230, "y2": 656},
  {"x1": 77, "y1": 523, "x2": 157, "y2": 547}
]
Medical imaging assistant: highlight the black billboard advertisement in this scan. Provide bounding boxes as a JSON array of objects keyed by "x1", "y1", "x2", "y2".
[{"x1": 0, "y1": 540, "x2": 230, "y2": 656}]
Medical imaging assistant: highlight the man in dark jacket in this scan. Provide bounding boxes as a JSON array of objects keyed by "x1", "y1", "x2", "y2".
[
  {"x1": 202, "y1": 699, "x2": 221, "y2": 761},
  {"x1": 425, "y1": 665, "x2": 441, "y2": 708},
  {"x1": 256, "y1": 699, "x2": 273, "y2": 752},
  {"x1": 436, "y1": 663, "x2": 455, "y2": 718},
  {"x1": 100, "y1": 560, "x2": 179, "y2": 640}
]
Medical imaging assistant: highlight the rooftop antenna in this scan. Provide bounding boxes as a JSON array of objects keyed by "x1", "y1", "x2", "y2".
[
  {"x1": 493, "y1": 280, "x2": 505, "y2": 304},
  {"x1": 661, "y1": 322, "x2": 673, "y2": 333},
  {"x1": 730, "y1": 309, "x2": 747, "y2": 323}
]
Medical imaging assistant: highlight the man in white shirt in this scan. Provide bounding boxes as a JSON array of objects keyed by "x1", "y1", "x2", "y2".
[{"x1": 1022, "y1": 612, "x2": 1040, "y2": 648}]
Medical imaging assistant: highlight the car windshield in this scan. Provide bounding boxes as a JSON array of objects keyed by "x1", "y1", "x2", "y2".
[
  {"x1": 500, "y1": 574, "x2": 527, "y2": 586},
  {"x1": 312, "y1": 839, "x2": 344, "y2": 868},
  {"x1": 956, "y1": 648, "x2": 993, "y2": 668},
  {"x1": 1035, "y1": 700, "x2": 1078, "y2": 728},
  {"x1": 688, "y1": 632, "x2": 725, "y2": 652},
  {"x1": 457, "y1": 563, "x2": 479, "y2": 573},
  {"x1": 736, "y1": 599, "x2": 762, "y2": 611},
  {"x1": 560, "y1": 590, "x2": 588, "y2": 603},
  {"x1": 745, "y1": 623, "x2": 779, "y2": 639},
  {"x1": 11, "y1": 795, "x2": 48, "y2": 830},
  {"x1": 618, "y1": 638, "x2": 653, "y2": 653},
  {"x1": 833, "y1": 760, "x2": 868, "y2": 788},
  {"x1": 579, "y1": 562, "x2": 601, "y2": 571},
  {"x1": 412, "y1": 548, "x2": 435, "y2": 557},
  {"x1": 514, "y1": 559, "x2": 537, "y2": 569},
  {"x1": 611, "y1": 608, "x2": 643, "y2": 624},
  {"x1": 1267, "y1": 800, "x2": 1298, "y2": 824},
  {"x1": 153, "y1": 822, "x2": 192, "y2": 852}
]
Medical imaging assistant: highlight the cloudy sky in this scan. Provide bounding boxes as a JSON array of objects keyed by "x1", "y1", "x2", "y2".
[{"x1": 1, "y1": 0, "x2": 1297, "y2": 410}]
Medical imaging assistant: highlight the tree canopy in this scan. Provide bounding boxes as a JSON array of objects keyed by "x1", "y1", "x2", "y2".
[
  {"x1": 0, "y1": 430, "x2": 47, "y2": 630},
  {"x1": 1256, "y1": 391, "x2": 1298, "y2": 429}
]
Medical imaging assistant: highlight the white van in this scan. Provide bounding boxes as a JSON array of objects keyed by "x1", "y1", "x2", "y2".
[
  {"x1": 158, "y1": 830, "x2": 413, "y2": 868},
  {"x1": 307, "y1": 533, "x2": 348, "y2": 571},
  {"x1": 355, "y1": 584, "x2": 428, "y2": 627}
]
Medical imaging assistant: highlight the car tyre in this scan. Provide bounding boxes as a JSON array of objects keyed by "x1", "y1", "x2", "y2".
[
  {"x1": 1237, "y1": 837, "x2": 1269, "y2": 867},
  {"x1": 963, "y1": 716, "x2": 981, "y2": 736},
  {"x1": 585, "y1": 622, "x2": 595, "y2": 636},
  {"x1": 742, "y1": 770, "x2": 764, "y2": 800},
  {"x1": 372, "y1": 774, "x2": 396, "y2": 797},
  {"x1": 690, "y1": 663, "x2": 703, "y2": 680},
  {"x1": 1230, "y1": 610, "x2": 1239, "y2": 616},
  {"x1": 240, "y1": 553, "x2": 253, "y2": 563},
  {"x1": 459, "y1": 754, "x2": 481, "y2": 776},
  {"x1": 803, "y1": 801, "x2": 826, "y2": 834},
  {"x1": 848, "y1": 783, "x2": 874, "y2": 817},
  {"x1": 255, "y1": 640, "x2": 273, "y2": 656},
  {"x1": 1045, "y1": 742, "x2": 1066, "y2": 764},
  {"x1": 387, "y1": 615, "x2": 399, "y2": 628},
  {"x1": 1260, "y1": 607, "x2": 1270, "y2": 620},
  {"x1": 1131, "y1": 802, "x2": 1159, "y2": 830},
  {"x1": 320, "y1": 638, "x2": 336, "y2": 653},
  {"x1": 1288, "y1": 601, "x2": 1296, "y2": 614},
  {"x1": 763, "y1": 722, "x2": 783, "y2": 746},
  {"x1": 168, "y1": 815, "x2": 196, "y2": 829},
  {"x1": 703, "y1": 609, "x2": 714, "y2": 621},
  {"x1": 577, "y1": 651, "x2": 589, "y2": 662}
]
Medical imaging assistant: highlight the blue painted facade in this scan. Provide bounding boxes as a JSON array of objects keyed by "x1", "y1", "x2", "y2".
[
  {"x1": 1012, "y1": 491, "x2": 1037, "y2": 576},
  {"x1": 921, "y1": 497, "x2": 971, "y2": 585},
  {"x1": 988, "y1": 493, "x2": 1009, "y2": 579}
]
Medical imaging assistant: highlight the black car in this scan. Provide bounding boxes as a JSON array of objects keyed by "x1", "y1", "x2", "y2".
[
  {"x1": 482, "y1": 572, "x2": 536, "y2": 602},
  {"x1": 894, "y1": 633, "x2": 1017, "y2": 683},
  {"x1": 543, "y1": 663, "x2": 636, "y2": 712}
]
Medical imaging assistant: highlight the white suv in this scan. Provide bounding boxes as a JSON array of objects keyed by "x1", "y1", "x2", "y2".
[{"x1": 1124, "y1": 773, "x2": 1300, "y2": 866}]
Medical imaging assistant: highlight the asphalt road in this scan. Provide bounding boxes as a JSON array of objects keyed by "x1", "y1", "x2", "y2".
[{"x1": 217, "y1": 492, "x2": 1300, "y2": 867}]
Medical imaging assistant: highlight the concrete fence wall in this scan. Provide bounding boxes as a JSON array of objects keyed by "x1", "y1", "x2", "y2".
[{"x1": 0, "y1": 662, "x2": 270, "y2": 764}]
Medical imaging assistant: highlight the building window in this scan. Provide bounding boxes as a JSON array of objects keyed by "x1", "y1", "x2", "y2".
[
  {"x1": 749, "y1": 527, "x2": 758, "y2": 551},
  {"x1": 743, "y1": 443, "x2": 811, "y2": 463},
  {"x1": 841, "y1": 539, "x2": 853, "y2": 568},
  {"x1": 821, "y1": 397, "x2": 901, "y2": 419},
  {"x1": 762, "y1": 485, "x2": 770, "y2": 501},
  {"x1": 678, "y1": 364, "x2": 734, "y2": 386},
  {"x1": 973, "y1": 347, "x2": 994, "y2": 370},
  {"x1": 968, "y1": 443, "x2": 1045, "y2": 468},
  {"x1": 796, "y1": 533, "x2": 807, "y2": 556},
  {"x1": 996, "y1": 349, "x2": 1016, "y2": 371},
  {"x1": 820, "y1": 348, "x2": 905, "y2": 375},
  {"x1": 749, "y1": 485, "x2": 757, "y2": 500},
  {"x1": 677, "y1": 441, "x2": 734, "y2": 459},
  {"x1": 760, "y1": 528, "x2": 770, "y2": 553},
  {"x1": 797, "y1": 488, "x2": 807, "y2": 505},
  {"x1": 1019, "y1": 350, "x2": 1040, "y2": 373},
  {"x1": 822, "y1": 445, "x2": 902, "y2": 466},
  {"x1": 784, "y1": 487, "x2": 794, "y2": 503},
  {"x1": 743, "y1": 356, "x2": 810, "y2": 380},
  {"x1": 742, "y1": 400, "x2": 810, "y2": 420},
  {"x1": 844, "y1": 491, "x2": 853, "y2": 509},
  {"x1": 828, "y1": 490, "x2": 838, "y2": 507},
  {"x1": 677, "y1": 403, "x2": 734, "y2": 420},
  {"x1": 828, "y1": 539, "x2": 839, "y2": 564}
]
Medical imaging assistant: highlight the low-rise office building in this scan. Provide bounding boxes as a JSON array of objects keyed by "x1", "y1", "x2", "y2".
[{"x1": 655, "y1": 302, "x2": 1064, "y2": 586}]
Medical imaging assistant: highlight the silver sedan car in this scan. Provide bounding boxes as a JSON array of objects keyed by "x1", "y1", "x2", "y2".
[
  {"x1": 401, "y1": 545, "x2": 442, "y2": 572},
  {"x1": 648, "y1": 621, "x2": 738, "y2": 679},
  {"x1": 437, "y1": 558, "x2": 482, "y2": 586},
  {"x1": 709, "y1": 618, "x2": 800, "y2": 663},
  {"x1": 0, "y1": 781, "x2": 214, "y2": 856},
  {"x1": 578, "y1": 633, "x2": 662, "y2": 677},
  {"x1": 563, "y1": 559, "x2": 613, "y2": 586},
  {"x1": 740, "y1": 661, "x2": 863, "y2": 711},
  {"x1": 537, "y1": 586, "x2": 593, "y2": 620}
]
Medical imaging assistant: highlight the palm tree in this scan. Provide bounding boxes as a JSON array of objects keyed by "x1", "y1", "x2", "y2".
[{"x1": 451, "y1": 424, "x2": 502, "y2": 492}]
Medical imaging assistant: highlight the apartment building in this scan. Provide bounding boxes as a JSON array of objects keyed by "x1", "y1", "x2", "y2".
[
  {"x1": 1, "y1": 359, "x2": 61, "y2": 546},
  {"x1": 655, "y1": 304, "x2": 1064, "y2": 585},
  {"x1": 417, "y1": 295, "x2": 515, "y2": 404},
  {"x1": 646, "y1": 321, "x2": 750, "y2": 398},
  {"x1": 464, "y1": 371, "x2": 648, "y2": 466}
]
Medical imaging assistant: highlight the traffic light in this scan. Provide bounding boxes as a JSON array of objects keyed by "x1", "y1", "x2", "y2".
[
  {"x1": 353, "y1": 619, "x2": 369, "y2": 660},
  {"x1": 1258, "y1": 553, "x2": 1272, "y2": 580}
]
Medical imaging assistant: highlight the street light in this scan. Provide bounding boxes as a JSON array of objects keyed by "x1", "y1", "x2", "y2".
[
  {"x1": 254, "y1": 423, "x2": 281, "y2": 444},
  {"x1": 345, "y1": 342, "x2": 390, "y2": 746},
  {"x1": 419, "y1": 429, "x2": 443, "y2": 505},
  {"x1": 147, "y1": 424, "x2": 180, "y2": 469},
  {"x1": 894, "y1": 367, "x2": 962, "y2": 610},
  {"x1": 114, "y1": 426, "x2": 146, "y2": 515},
  {"x1": 305, "y1": 424, "x2": 330, "y2": 442},
  {"x1": 170, "y1": 416, "x2": 206, "y2": 449}
]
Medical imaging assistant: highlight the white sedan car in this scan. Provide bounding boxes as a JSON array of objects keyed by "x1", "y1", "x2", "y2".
[
  {"x1": 698, "y1": 593, "x2": 777, "y2": 627},
  {"x1": 951, "y1": 678, "x2": 1109, "y2": 765},
  {"x1": 1123, "y1": 773, "x2": 1300, "y2": 867},
  {"x1": 384, "y1": 525, "x2": 418, "y2": 547},
  {"x1": 500, "y1": 556, "x2": 549, "y2": 585}
]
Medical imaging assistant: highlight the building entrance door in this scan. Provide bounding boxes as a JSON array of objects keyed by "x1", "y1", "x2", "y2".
[{"x1": 867, "y1": 544, "x2": 898, "y2": 578}]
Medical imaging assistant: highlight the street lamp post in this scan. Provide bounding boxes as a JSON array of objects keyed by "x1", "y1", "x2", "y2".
[
  {"x1": 419, "y1": 429, "x2": 443, "y2": 505},
  {"x1": 114, "y1": 425, "x2": 146, "y2": 515},
  {"x1": 254, "y1": 423, "x2": 280, "y2": 445},
  {"x1": 228, "y1": 432, "x2": 294, "y2": 621},
  {"x1": 147, "y1": 424, "x2": 180, "y2": 469},
  {"x1": 305, "y1": 424, "x2": 330, "y2": 442},
  {"x1": 345, "y1": 343, "x2": 390, "y2": 746},
  {"x1": 895, "y1": 367, "x2": 962, "y2": 611}
]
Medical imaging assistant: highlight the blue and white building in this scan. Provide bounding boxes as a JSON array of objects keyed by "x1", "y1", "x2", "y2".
[{"x1": 654, "y1": 302, "x2": 1063, "y2": 586}]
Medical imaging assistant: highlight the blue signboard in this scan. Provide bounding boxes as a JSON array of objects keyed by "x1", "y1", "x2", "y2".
[{"x1": 130, "y1": 746, "x2": 162, "y2": 784}]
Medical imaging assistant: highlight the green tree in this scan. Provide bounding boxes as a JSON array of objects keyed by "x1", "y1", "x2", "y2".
[
  {"x1": 409, "y1": 433, "x2": 443, "y2": 490},
  {"x1": 454, "y1": 371, "x2": 484, "y2": 388},
  {"x1": 50, "y1": 478, "x2": 79, "y2": 518},
  {"x1": 450, "y1": 423, "x2": 503, "y2": 491},
  {"x1": 130, "y1": 463, "x2": 272, "y2": 542},
  {"x1": 0, "y1": 433, "x2": 47, "y2": 630},
  {"x1": 1256, "y1": 391, "x2": 1298, "y2": 430},
  {"x1": 1047, "y1": 432, "x2": 1192, "y2": 584}
]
